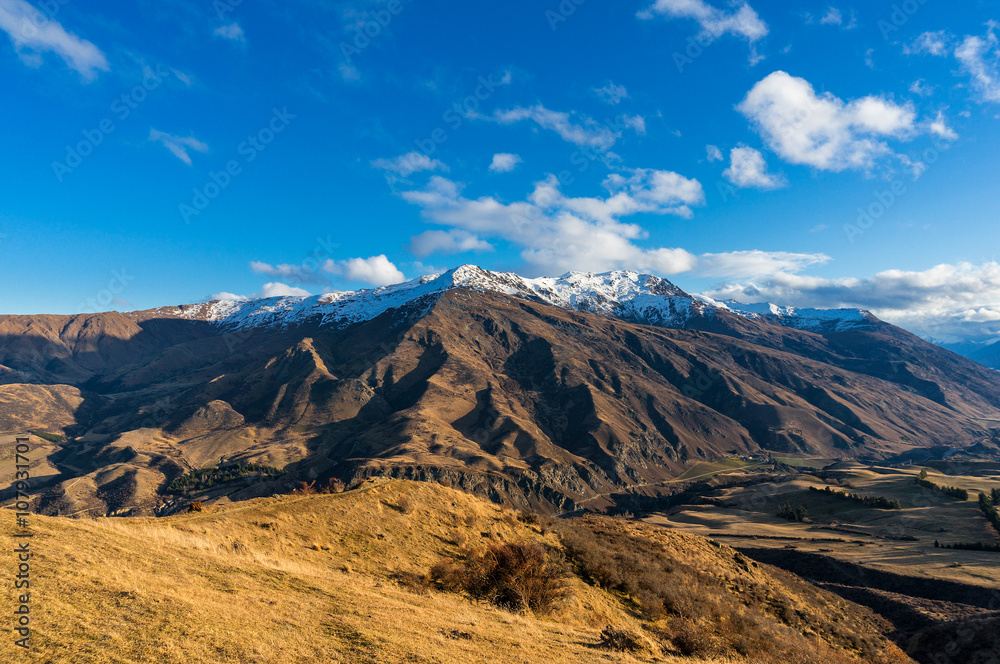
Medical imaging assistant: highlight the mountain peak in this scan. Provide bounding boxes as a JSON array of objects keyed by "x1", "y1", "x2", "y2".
[{"x1": 158, "y1": 265, "x2": 871, "y2": 334}]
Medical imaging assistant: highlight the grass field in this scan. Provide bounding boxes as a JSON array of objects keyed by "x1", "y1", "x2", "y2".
[{"x1": 645, "y1": 462, "x2": 1000, "y2": 589}]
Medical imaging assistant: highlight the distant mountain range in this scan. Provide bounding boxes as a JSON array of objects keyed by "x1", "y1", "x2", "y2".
[{"x1": 3, "y1": 265, "x2": 1000, "y2": 515}]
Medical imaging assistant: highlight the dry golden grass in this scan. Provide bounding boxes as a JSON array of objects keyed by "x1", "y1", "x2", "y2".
[
  {"x1": 1, "y1": 479, "x2": 907, "y2": 663},
  {"x1": 652, "y1": 463, "x2": 1000, "y2": 587}
]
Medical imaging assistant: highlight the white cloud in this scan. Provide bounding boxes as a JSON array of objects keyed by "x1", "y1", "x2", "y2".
[
  {"x1": 622, "y1": 115, "x2": 646, "y2": 134},
  {"x1": 928, "y1": 111, "x2": 958, "y2": 140},
  {"x1": 819, "y1": 7, "x2": 842, "y2": 25},
  {"x1": 250, "y1": 261, "x2": 329, "y2": 286},
  {"x1": 0, "y1": 0, "x2": 108, "y2": 79},
  {"x1": 638, "y1": 0, "x2": 768, "y2": 42},
  {"x1": 595, "y1": 81, "x2": 628, "y2": 105},
  {"x1": 697, "y1": 250, "x2": 829, "y2": 278},
  {"x1": 210, "y1": 291, "x2": 250, "y2": 302},
  {"x1": 323, "y1": 255, "x2": 405, "y2": 286},
  {"x1": 705, "y1": 144, "x2": 724, "y2": 162},
  {"x1": 260, "y1": 282, "x2": 312, "y2": 298},
  {"x1": 738, "y1": 71, "x2": 918, "y2": 173},
  {"x1": 904, "y1": 30, "x2": 952, "y2": 57},
  {"x1": 489, "y1": 153, "x2": 522, "y2": 173},
  {"x1": 703, "y1": 261, "x2": 1000, "y2": 342},
  {"x1": 955, "y1": 28, "x2": 1000, "y2": 103},
  {"x1": 493, "y1": 104, "x2": 619, "y2": 151},
  {"x1": 409, "y1": 230, "x2": 494, "y2": 257},
  {"x1": 909, "y1": 79, "x2": 935, "y2": 97},
  {"x1": 213, "y1": 23, "x2": 246, "y2": 42},
  {"x1": 371, "y1": 151, "x2": 447, "y2": 177},
  {"x1": 722, "y1": 145, "x2": 786, "y2": 189},
  {"x1": 148, "y1": 129, "x2": 209, "y2": 165},
  {"x1": 398, "y1": 173, "x2": 705, "y2": 275}
]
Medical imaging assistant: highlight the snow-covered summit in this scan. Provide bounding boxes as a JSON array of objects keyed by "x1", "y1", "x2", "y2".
[
  {"x1": 714, "y1": 299, "x2": 874, "y2": 332},
  {"x1": 158, "y1": 265, "x2": 871, "y2": 334}
]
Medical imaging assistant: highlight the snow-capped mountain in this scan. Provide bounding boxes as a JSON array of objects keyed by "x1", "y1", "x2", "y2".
[
  {"x1": 710, "y1": 299, "x2": 876, "y2": 333},
  {"x1": 156, "y1": 265, "x2": 872, "y2": 334}
]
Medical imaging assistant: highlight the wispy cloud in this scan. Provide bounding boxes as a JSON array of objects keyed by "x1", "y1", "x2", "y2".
[
  {"x1": 213, "y1": 22, "x2": 246, "y2": 43},
  {"x1": 638, "y1": 0, "x2": 768, "y2": 41},
  {"x1": 0, "y1": 0, "x2": 108, "y2": 79},
  {"x1": 149, "y1": 129, "x2": 209, "y2": 165},
  {"x1": 371, "y1": 151, "x2": 447, "y2": 177}
]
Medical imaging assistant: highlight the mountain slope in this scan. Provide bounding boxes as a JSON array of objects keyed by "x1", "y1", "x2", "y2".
[
  {"x1": 2, "y1": 266, "x2": 1000, "y2": 514},
  {"x1": 0, "y1": 479, "x2": 910, "y2": 664}
]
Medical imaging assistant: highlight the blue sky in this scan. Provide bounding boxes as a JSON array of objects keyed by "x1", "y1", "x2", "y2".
[{"x1": 2, "y1": 0, "x2": 1000, "y2": 342}]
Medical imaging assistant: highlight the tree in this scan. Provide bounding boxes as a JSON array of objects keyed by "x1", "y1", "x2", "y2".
[
  {"x1": 992, "y1": 487, "x2": 1000, "y2": 506},
  {"x1": 918, "y1": 468, "x2": 929, "y2": 481},
  {"x1": 795, "y1": 505, "x2": 809, "y2": 522}
]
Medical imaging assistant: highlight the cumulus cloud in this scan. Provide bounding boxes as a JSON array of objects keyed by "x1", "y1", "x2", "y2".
[
  {"x1": 706, "y1": 144, "x2": 724, "y2": 162},
  {"x1": 703, "y1": 261, "x2": 1000, "y2": 342},
  {"x1": 395, "y1": 172, "x2": 824, "y2": 279},
  {"x1": 738, "y1": 71, "x2": 919, "y2": 173},
  {"x1": 148, "y1": 129, "x2": 209, "y2": 165},
  {"x1": 638, "y1": 0, "x2": 768, "y2": 42},
  {"x1": 409, "y1": 230, "x2": 494, "y2": 256},
  {"x1": 955, "y1": 28, "x2": 1000, "y2": 103},
  {"x1": 213, "y1": 23, "x2": 246, "y2": 42},
  {"x1": 595, "y1": 81, "x2": 628, "y2": 105},
  {"x1": 0, "y1": 0, "x2": 108, "y2": 79},
  {"x1": 722, "y1": 145, "x2": 786, "y2": 189},
  {"x1": 260, "y1": 282, "x2": 312, "y2": 298},
  {"x1": 322, "y1": 255, "x2": 406, "y2": 286},
  {"x1": 371, "y1": 151, "x2": 447, "y2": 177},
  {"x1": 489, "y1": 153, "x2": 522, "y2": 173},
  {"x1": 398, "y1": 173, "x2": 704, "y2": 275}
]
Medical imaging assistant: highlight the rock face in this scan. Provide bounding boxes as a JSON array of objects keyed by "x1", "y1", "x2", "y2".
[{"x1": 2, "y1": 266, "x2": 1000, "y2": 514}]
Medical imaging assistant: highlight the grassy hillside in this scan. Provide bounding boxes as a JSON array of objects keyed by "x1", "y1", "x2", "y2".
[{"x1": 1, "y1": 479, "x2": 909, "y2": 664}]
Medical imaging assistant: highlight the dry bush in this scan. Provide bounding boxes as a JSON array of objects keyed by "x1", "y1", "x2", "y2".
[
  {"x1": 430, "y1": 541, "x2": 569, "y2": 614},
  {"x1": 397, "y1": 494, "x2": 415, "y2": 514},
  {"x1": 597, "y1": 626, "x2": 646, "y2": 652},
  {"x1": 187, "y1": 501, "x2": 203, "y2": 513},
  {"x1": 556, "y1": 517, "x2": 904, "y2": 664}
]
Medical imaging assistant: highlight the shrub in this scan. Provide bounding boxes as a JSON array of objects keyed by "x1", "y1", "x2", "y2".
[
  {"x1": 430, "y1": 542, "x2": 569, "y2": 614},
  {"x1": 187, "y1": 501, "x2": 203, "y2": 513},
  {"x1": 777, "y1": 502, "x2": 809, "y2": 521},
  {"x1": 915, "y1": 475, "x2": 968, "y2": 500},
  {"x1": 168, "y1": 463, "x2": 280, "y2": 495},
  {"x1": 809, "y1": 485, "x2": 902, "y2": 509},
  {"x1": 598, "y1": 626, "x2": 646, "y2": 652}
]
